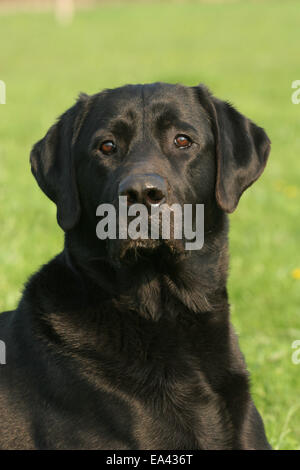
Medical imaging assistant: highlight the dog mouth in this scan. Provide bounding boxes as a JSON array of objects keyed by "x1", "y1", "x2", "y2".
[{"x1": 110, "y1": 237, "x2": 186, "y2": 266}]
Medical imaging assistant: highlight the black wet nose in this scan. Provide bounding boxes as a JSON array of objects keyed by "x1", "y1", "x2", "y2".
[{"x1": 118, "y1": 174, "x2": 167, "y2": 207}]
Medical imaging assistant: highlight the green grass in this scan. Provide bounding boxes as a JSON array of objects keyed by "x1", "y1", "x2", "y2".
[{"x1": 0, "y1": 0, "x2": 299, "y2": 449}]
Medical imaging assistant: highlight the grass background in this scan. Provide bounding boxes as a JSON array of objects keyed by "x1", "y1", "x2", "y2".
[{"x1": 0, "y1": 0, "x2": 299, "y2": 449}]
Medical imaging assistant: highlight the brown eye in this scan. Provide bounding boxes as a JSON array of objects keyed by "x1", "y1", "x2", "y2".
[
  {"x1": 100, "y1": 140, "x2": 116, "y2": 155},
  {"x1": 174, "y1": 134, "x2": 192, "y2": 149}
]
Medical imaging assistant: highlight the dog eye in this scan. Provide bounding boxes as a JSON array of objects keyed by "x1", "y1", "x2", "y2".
[
  {"x1": 174, "y1": 135, "x2": 192, "y2": 149},
  {"x1": 100, "y1": 140, "x2": 117, "y2": 155}
]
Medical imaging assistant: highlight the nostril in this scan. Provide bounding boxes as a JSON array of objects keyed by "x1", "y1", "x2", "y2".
[
  {"x1": 124, "y1": 190, "x2": 138, "y2": 205},
  {"x1": 145, "y1": 188, "x2": 166, "y2": 205}
]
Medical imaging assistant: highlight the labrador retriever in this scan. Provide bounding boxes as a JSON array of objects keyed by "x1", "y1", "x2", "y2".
[{"x1": 0, "y1": 83, "x2": 271, "y2": 449}]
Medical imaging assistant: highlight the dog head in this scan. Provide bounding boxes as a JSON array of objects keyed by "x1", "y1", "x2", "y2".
[{"x1": 30, "y1": 83, "x2": 270, "y2": 264}]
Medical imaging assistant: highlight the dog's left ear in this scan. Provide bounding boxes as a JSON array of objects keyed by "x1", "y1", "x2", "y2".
[
  {"x1": 197, "y1": 85, "x2": 271, "y2": 213},
  {"x1": 30, "y1": 94, "x2": 90, "y2": 231}
]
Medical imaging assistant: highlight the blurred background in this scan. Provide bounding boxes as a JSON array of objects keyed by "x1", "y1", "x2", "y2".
[{"x1": 0, "y1": 0, "x2": 299, "y2": 449}]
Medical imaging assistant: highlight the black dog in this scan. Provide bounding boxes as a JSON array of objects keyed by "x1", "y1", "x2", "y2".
[{"x1": 0, "y1": 83, "x2": 271, "y2": 449}]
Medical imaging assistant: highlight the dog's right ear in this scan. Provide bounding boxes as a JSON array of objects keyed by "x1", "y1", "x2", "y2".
[{"x1": 30, "y1": 94, "x2": 90, "y2": 231}]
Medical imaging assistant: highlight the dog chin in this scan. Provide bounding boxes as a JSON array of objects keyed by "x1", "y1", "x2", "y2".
[{"x1": 109, "y1": 238, "x2": 186, "y2": 266}]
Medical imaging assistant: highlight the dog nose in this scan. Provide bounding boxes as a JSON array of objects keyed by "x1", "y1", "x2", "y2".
[{"x1": 118, "y1": 174, "x2": 167, "y2": 207}]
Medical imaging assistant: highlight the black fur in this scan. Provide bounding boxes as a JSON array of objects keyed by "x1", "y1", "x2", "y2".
[{"x1": 0, "y1": 83, "x2": 271, "y2": 449}]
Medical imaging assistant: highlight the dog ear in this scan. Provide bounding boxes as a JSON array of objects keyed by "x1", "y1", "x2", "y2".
[
  {"x1": 30, "y1": 94, "x2": 90, "y2": 231},
  {"x1": 197, "y1": 85, "x2": 271, "y2": 213}
]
